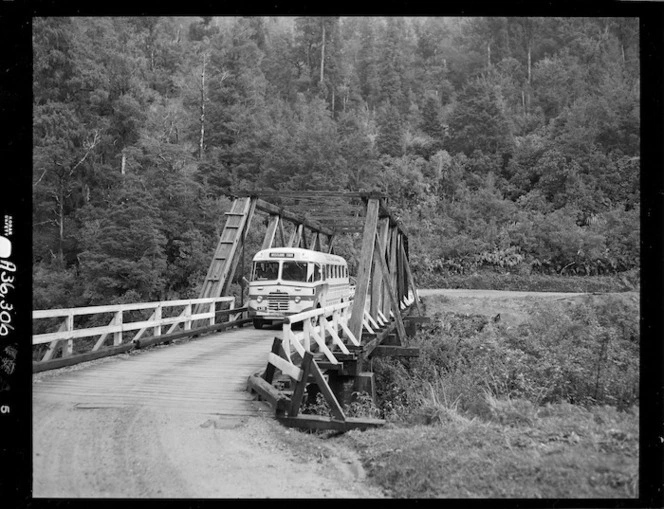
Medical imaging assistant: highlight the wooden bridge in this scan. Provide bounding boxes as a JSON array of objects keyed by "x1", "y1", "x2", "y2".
[{"x1": 33, "y1": 192, "x2": 423, "y2": 438}]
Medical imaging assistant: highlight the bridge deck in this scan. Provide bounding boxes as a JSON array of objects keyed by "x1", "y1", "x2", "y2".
[
  {"x1": 33, "y1": 327, "x2": 278, "y2": 497},
  {"x1": 34, "y1": 327, "x2": 275, "y2": 415}
]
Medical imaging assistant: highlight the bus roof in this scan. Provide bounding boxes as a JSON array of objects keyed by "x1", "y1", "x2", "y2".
[{"x1": 252, "y1": 247, "x2": 347, "y2": 265}]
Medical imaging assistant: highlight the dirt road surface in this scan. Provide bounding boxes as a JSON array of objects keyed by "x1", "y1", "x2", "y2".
[
  {"x1": 33, "y1": 327, "x2": 384, "y2": 498},
  {"x1": 417, "y1": 288, "x2": 637, "y2": 327}
]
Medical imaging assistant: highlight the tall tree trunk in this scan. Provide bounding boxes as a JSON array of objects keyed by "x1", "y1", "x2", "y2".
[
  {"x1": 526, "y1": 43, "x2": 532, "y2": 114},
  {"x1": 487, "y1": 42, "x2": 491, "y2": 68},
  {"x1": 199, "y1": 52, "x2": 207, "y2": 161},
  {"x1": 522, "y1": 89, "x2": 526, "y2": 114},
  {"x1": 121, "y1": 151, "x2": 126, "y2": 175},
  {"x1": 57, "y1": 185, "x2": 64, "y2": 266},
  {"x1": 320, "y1": 20, "x2": 326, "y2": 85}
]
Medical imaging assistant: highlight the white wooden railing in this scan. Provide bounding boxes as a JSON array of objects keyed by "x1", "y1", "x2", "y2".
[
  {"x1": 278, "y1": 291, "x2": 416, "y2": 368},
  {"x1": 32, "y1": 296, "x2": 239, "y2": 362},
  {"x1": 281, "y1": 301, "x2": 358, "y2": 366}
]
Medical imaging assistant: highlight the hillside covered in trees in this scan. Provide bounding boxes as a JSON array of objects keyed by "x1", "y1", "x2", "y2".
[{"x1": 33, "y1": 16, "x2": 640, "y2": 310}]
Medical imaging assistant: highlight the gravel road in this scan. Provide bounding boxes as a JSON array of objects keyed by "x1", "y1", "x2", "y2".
[{"x1": 33, "y1": 327, "x2": 383, "y2": 498}]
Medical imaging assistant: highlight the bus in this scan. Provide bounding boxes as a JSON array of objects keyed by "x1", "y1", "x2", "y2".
[{"x1": 247, "y1": 247, "x2": 354, "y2": 329}]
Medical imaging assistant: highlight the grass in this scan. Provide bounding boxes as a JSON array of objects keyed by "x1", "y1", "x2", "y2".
[
  {"x1": 292, "y1": 290, "x2": 640, "y2": 498},
  {"x1": 414, "y1": 268, "x2": 640, "y2": 293},
  {"x1": 338, "y1": 402, "x2": 638, "y2": 498}
]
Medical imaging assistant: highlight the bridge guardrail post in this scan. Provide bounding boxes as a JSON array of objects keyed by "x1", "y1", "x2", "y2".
[
  {"x1": 154, "y1": 305, "x2": 162, "y2": 337},
  {"x1": 303, "y1": 320, "x2": 311, "y2": 352},
  {"x1": 184, "y1": 303, "x2": 192, "y2": 330},
  {"x1": 64, "y1": 312, "x2": 74, "y2": 357},
  {"x1": 113, "y1": 310, "x2": 122, "y2": 346}
]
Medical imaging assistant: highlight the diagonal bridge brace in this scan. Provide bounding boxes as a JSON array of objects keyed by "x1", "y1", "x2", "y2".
[{"x1": 247, "y1": 337, "x2": 384, "y2": 432}]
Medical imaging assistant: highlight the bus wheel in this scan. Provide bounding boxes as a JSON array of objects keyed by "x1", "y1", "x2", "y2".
[{"x1": 253, "y1": 318, "x2": 264, "y2": 329}]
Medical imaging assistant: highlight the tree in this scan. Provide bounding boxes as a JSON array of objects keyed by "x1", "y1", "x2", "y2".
[
  {"x1": 33, "y1": 102, "x2": 101, "y2": 265},
  {"x1": 379, "y1": 17, "x2": 409, "y2": 113},
  {"x1": 356, "y1": 17, "x2": 381, "y2": 110},
  {"x1": 78, "y1": 177, "x2": 167, "y2": 304},
  {"x1": 376, "y1": 102, "x2": 404, "y2": 157},
  {"x1": 420, "y1": 92, "x2": 445, "y2": 143},
  {"x1": 337, "y1": 109, "x2": 380, "y2": 190},
  {"x1": 447, "y1": 79, "x2": 513, "y2": 157}
]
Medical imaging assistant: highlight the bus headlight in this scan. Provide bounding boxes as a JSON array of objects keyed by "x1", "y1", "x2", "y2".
[
  {"x1": 294, "y1": 296, "x2": 301, "y2": 303},
  {"x1": 256, "y1": 295, "x2": 263, "y2": 303}
]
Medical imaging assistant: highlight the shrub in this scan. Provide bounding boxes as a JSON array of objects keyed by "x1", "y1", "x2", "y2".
[{"x1": 373, "y1": 297, "x2": 639, "y2": 423}]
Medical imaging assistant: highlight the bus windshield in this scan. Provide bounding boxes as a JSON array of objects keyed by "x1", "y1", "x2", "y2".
[
  {"x1": 281, "y1": 261, "x2": 308, "y2": 282},
  {"x1": 253, "y1": 261, "x2": 279, "y2": 281}
]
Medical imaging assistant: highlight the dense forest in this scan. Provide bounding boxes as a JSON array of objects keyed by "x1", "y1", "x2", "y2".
[{"x1": 32, "y1": 16, "x2": 640, "y2": 310}]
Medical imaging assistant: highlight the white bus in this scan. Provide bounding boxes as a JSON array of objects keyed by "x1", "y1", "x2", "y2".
[{"x1": 247, "y1": 247, "x2": 354, "y2": 329}]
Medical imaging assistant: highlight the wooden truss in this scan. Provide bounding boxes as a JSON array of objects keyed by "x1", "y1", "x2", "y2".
[
  {"x1": 198, "y1": 196, "x2": 336, "y2": 301},
  {"x1": 207, "y1": 192, "x2": 425, "y2": 430},
  {"x1": 200, "y1": 192, "x2": 422, "y2": 344},
  {"x1": 248, "y1": 337, "x2": 385, "y2": 432}
]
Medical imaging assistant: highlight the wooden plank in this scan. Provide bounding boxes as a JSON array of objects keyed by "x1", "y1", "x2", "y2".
[
  {"x1": 322, "y1": 319, "x2": 350, "y2": 354},
  {"x1": 198, "y1": 198, "x2": 252, "y2": 300},
  {"x1": 247, "y1": 374, "x2": 291, "y2": 416},
  {"x1": 289, "y1": 223, "x2": 303, "y2": 248},
  {"x1": 223, "y1": 198, "x2": 256, "y2": 297},
  {"x1": 388, "y1": 227, "x2": 398, "y2": 315},
  {"x1": 347, "y1": 198, "x2": 380, "y2": 342},
  {"x1": 277, "y1": 414, "x2": 384, "y2": 431},
  {"x1": 34, "y1": 309, "x2": 219, "y2": 345},
  {"x1": 403, "y1": 316, "x2": 430, "y2": 324},
  {"x1": 33, "y1": 317, "x2": 253, "y2": 373},
  {"x1": 261, "y1": 214, "x2": 280, "y2": 250},
  {"x1": 400, "y1": 241, "x2": 422, "y2": 315},
  {"x1": 339, "y1": 319, "x2": 359, "y2": 347},
  {"x1": 263, "y1": 337, "x2": 283, "y2": 384},
  {"x1": 253, "y1": 199, "x2": 334, "y2": 236},
  {"x1": 278, "y1": 217, "x2": 286, "y2": 247},
  {"x1": 251, "y1": 191, "x2": 385, "y2": 199},
  {"x1": 289, "y1": 351, "x2": 314, "y2": 417},
  {"x1": 371, "y1": 218, "x2": 390, "y2": 320},
  {"x1": 310, "y1": 232, "x2": 319, "y2": 251},
  {"x1": 268, "y1": 353, "x2": 303, "y2": 382},
  {"x1": 397, "y1": 233, "x2": 405, "y2": 304},
  {"x1": 309, "y1": 324, "x2": 338, "y2": 364},
  {"x1": 371, "y1": 346, "x2": 419, "y2": 358},
  {"x1": 196, "y1": 197, "x2": 256, "y2": 303},
  {"x1": 33, "y1": 342, "x2": 136, "y2": 373},
  {"x1": 309, "y1": 357, "x2": 346, "y2": 421},
  {"x1": 41, "y1": 320, "x2": 68, "y2": 361},
  {"x1": 374, "y1": 232, "x2": 407, "y2": 345}
]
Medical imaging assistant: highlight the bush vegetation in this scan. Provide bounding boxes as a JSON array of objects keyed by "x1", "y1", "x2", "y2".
[
  {"x1": 334, "y1": 294, "x2": 639, "y2": 498},
  {"x1": 373, "y1": 298, "x2": 639, "y2": 422}
]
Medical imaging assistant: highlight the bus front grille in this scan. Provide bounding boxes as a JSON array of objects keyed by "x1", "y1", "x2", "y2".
[{"x1": 268, "y1": 292, "x2": 289, "y2": 311}]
